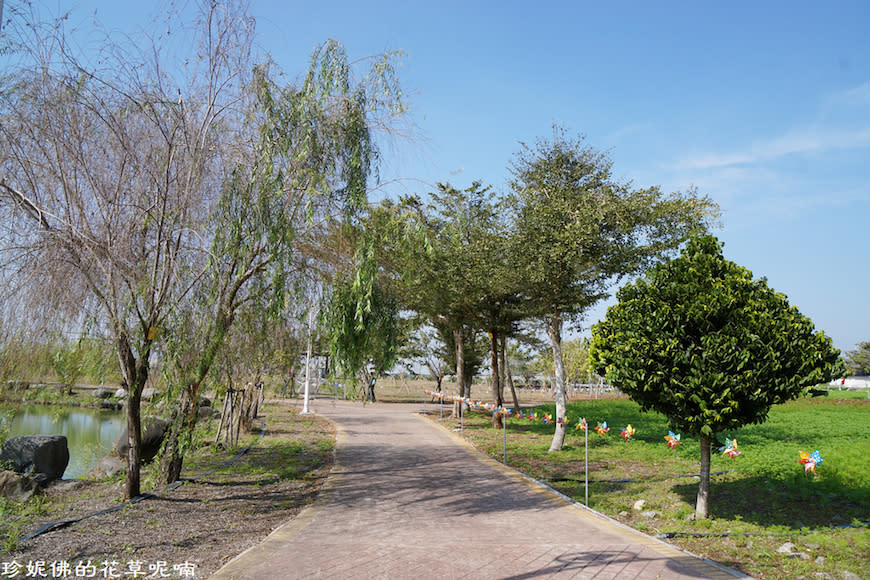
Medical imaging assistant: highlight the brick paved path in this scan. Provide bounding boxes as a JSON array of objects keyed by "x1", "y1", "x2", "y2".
[{"x1": 212, "y1": 400, "x2": 747, "y2": 579}]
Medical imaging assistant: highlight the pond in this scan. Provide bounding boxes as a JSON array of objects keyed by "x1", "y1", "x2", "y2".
[{"x1": 1, "y1": 404, "x2": 125, "y2": 479}]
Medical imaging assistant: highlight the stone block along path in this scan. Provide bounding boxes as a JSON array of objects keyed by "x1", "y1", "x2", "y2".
[{"x1": 212, "y1": 400, "x2": 748, "y2": 579}]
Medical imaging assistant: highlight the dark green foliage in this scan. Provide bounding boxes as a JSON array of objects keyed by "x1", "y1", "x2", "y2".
[
  {"x1": 591, "y1": 235, "x2": 847, "y2": 438},
  {"x1": 366, "y1": 182, "x2": 509, "y2": 393}
]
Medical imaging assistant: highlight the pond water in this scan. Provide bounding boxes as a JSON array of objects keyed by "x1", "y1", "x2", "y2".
[{"x1": 1, "y1": 404, "x2": 125, "y2": 479}]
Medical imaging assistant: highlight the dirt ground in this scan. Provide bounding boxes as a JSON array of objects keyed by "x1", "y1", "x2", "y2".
[{"x1": 4, "y1": 403, "x2": 335, "y2": 579}]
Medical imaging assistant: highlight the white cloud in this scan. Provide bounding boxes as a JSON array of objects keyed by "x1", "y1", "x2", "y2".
[
  {"x1": 672, "y1": 126, "x2": 870, "y2": 171},
  {"x1": 825, "y1": 81, "x2": 870, "y2": 107},
  {"x1": 671, "y1": 81, "x2": 870, "y2": 171}
]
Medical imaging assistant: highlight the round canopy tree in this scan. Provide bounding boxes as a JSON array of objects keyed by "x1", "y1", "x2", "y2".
[{"x1": 590, "y1": 235, "x2": 846, "y2": 519}]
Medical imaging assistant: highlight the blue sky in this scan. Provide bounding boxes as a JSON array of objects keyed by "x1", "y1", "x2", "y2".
[{"x1": 53, "y1": 1, "x2": 870, "y2": 355}]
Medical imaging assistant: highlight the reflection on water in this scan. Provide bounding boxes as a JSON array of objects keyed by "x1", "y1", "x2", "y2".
[{"x1": 1, "y1": 405, "x2": 125, "y2": 479}]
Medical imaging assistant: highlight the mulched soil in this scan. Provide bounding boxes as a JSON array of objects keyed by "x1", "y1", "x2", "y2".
[{"x1": 4, "y1": 403, "x2": 335, "y2": 579}]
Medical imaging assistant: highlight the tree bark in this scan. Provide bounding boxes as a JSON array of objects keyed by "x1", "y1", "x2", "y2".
[
  {"x1": 547, "y1": 314, "x2": 568, "y2": 452},
  {"x1": 124, "y1": 389, "x2": 142, "y2": 500},
  {"x1": 490, "y1": 331, "x2": 503, "y2": 429},
  {"x1": 117, "y1": 331, "x2": 150, "y2": 500},
  {"x1": 696, "y1": 434, "x2": 712, "y2": 519},
  {"x1": 452, "y1": 326, "x2": 465, "y2": 419},
  {"x1": 503, "y1": 337, "x2": 520, "y2": 411}
]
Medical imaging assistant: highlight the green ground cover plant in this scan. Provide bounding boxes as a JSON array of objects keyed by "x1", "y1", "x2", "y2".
[{"x1": 435, "y1": 393, "x2": 869, "y2": 579}]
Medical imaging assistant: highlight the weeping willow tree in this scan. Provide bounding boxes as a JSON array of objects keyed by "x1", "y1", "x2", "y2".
[
  {"x1": 155, "y1": 37, "x2": 408, "y2": 483},
  {"x1": 321, "y1": 238, "x2": 400, "y2": 401},
  {"x1": 0, "y1": 0, "x2": 408, "y2": 492}
]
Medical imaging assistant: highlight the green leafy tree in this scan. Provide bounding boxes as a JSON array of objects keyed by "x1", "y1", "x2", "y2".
[
  {"x1": 510, "y1": 126, "x2": 718, "y2": 452},
  {"x1": 0, "y1": 0, "x2": 407, "y2": 494},
  {"x1": 400, "y1": 318, "x2": 452, "y2": 390},
  {"x1": 158, "y1": 39, "x2": 408, "y2": 482},
  {"x1": 590, "y1": 235, "x2": 846, "y2": 519},
  {"x1": 562, "y1": 338, "x2": 595, "y2": 386},
  {"x1": 844, "y1": 342, "x2": 870, "y2": 375},
  {"x1": 321, "y1": 239, "x2": 400, "y2": 399},
  {"x1": 506, "y1": 336, "x2": 542, "y2": 387},
  {"x1": 374, "y1": 183, "x2": 510, "y2": 418},
  {"x1": 51, "y1": 337, "x2": 86, "y2": 395}
]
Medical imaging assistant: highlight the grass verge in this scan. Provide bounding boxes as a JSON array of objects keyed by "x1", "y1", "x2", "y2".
[{"x1": 427, "y1": 393, "x2": 869, "y2": 580}]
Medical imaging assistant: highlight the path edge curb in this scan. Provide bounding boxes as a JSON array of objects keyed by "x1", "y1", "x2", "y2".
[
  {"x1": 418, "y1": 411, "x2": 752, "y2": 580},
  {"x1": 209, "y1": 413, "x2": 346, "y2": 580}
]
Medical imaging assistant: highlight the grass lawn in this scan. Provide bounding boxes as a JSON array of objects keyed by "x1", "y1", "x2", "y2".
[{"x1": 430, "y1": 391, "x2": 870, "y2": 580}]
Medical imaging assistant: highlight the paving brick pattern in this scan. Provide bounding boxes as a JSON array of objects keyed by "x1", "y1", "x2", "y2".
[{"x1": 212, "y1": 400, "x2": 747, "y2": 579}]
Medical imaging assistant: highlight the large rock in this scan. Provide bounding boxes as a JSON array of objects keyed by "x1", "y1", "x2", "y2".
[
  {"x1": 115, "y1": 417, "x2": 169, "y2": 463},
  {"x1": 0, "y1": 470, "x2": 35, "y2": 502},
  {"x1": 86, "y1": 455, "x2": 125, "y2": 479},
  {"x1": 0, "y1": 435, "x2": 70, "y2": 482},
  {"x1": 112, "y1": 387, "x2": 161, "y2": 401},
  {"x1": 92, "y1": 386, "x2": 114, "y2": 399}
]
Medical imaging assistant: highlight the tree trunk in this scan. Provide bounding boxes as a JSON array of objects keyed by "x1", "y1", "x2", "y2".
[
  {"x1": 490, "y1": 331, "x2": 503, "y2": 429},
  {"x1": 497, "y1": 335, "x2": 506, "y2": 401},
  {"x1": 452, "y1": 327, "x2": 465, "y2": 419},
  {"x1": 302, "y1": 329, "x2": 313, "y2": 413},
  {"x1": 254, "y1": 382, "x2": 263, "y2": 418},
  {"x1": 503, "y1": 339, "x2": 520, "y2": 411},
  {"x1": 160, "y1": 308, "x2": 233, "y2": 483},
  {"x1": 696, "y1": 434, "x2": 712, "y2": 519},
  {"x1": 159, "y1": 383, "x2": 197, "y2": 484},
  {"x1": 546, "y1": 315, "x2": 568, "y2": 453},
  {"x1": 116, "y1": 332, "x2": 149, "y2": 499},
  {"x1": 160, "y1": 428, "x2": 185, "y2": 485},
  {"x1": 124, "y1": 387, "x2": 143, "y2": 499}
]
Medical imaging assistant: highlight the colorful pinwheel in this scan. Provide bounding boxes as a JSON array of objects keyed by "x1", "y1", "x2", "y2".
[
  {"x1": 799, "y1": 450, "x2": 823, "y2": 474},
  {"x1": 594, "y1": 421, "x2": 609, "y2": 437},
  {"x1": 575, "y1": 417, "x2": 588, "y2": 431},
  {"x1": 719, "y1": 438, "x2": 740, "y2": 459},
  {"x1": 620, "y1": 424, "x2": 636, "y2": 441},
  {"x1": 664, "y1": 431, "x2": 682, "y2": 449}
]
